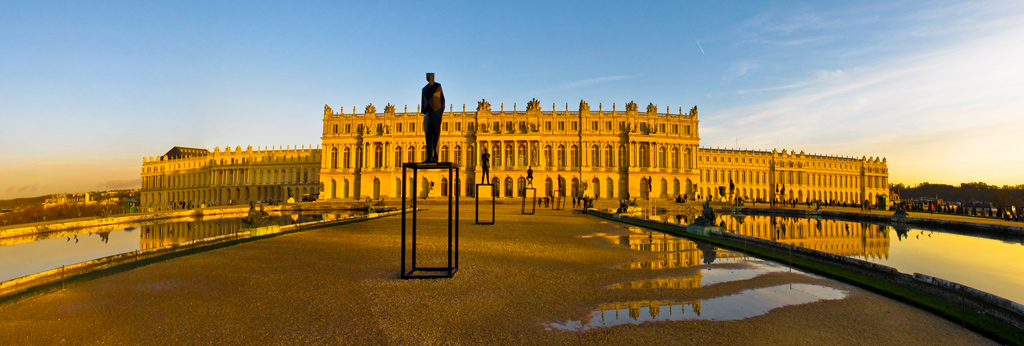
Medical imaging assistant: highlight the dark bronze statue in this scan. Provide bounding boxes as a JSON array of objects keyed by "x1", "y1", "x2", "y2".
[
  {"x1": 421, "y1": 73, "x2": 445, "y2": 163},
  {"x1": 481, "y1": 148, "x2": 491, "y2": 184}
]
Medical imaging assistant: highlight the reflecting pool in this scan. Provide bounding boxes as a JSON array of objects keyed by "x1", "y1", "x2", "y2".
[
  {"x1": 0, "y1": 212, "x2": 360, "y2": 283},
  {"x1": 649, "y1": 213, "x2": 1024, "y2": 305}
]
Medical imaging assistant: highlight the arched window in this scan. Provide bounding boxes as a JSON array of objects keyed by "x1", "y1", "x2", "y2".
[
  {"x1": 505, "y1": 144, "x2": 513, "y2": 167},
  {"x1": 454, "y1": 145, "x2": 462, "y2": 166},
  {"x1": 518, "y1": 144, "x2": 526, "y2": 166},
  {"x1": 618, "y1": 145, "x2": 628, "y2": 167},
  {"x1": 355, "y1": 146, "x2": 363, "y2": 169},
  {"x1": 420, "y1": 145, "x2": 426, "y2": 162},
  {"x1": 440, "y1": 145, "x2": 449, "y2": 163},
  {"x1": 395, "y1": 146, "x2": 403, "y2": 167},
  {"x1": 544, "y1": 145, "x2": 552, "y2": 166},
  {"x1": 671, "y1": 148, "x2": 679, "y2": 169},
  {"x1": 658, "y1": 147, "x2": 666, "y2": 168},
  {"x1": 591, "y1": 145, "x2": 600, "y2": 167},
  {"x1": 467, "y1": 145, "x2": 475, "y2": 166},
  {"x1": 517, "y1": 177, "x2": 526, "y2": 197},
  {"x1": 330, "y1": 147, "x2": 338, "y2": 169},
  {"x1": 408, "y1": 145, "x2": 415, "y2": 163},
  {"x1": 605, "y1": 145, "x2": 613, "y2": 167},
  {"x1": 374, "y1": 145, "x2": 383, "y2": 168},
  {"x1": 639, "y1": 145, "x2": 649, "y2": 168},
  {"x1": 684, "y1": 148, "x2": 692, "y2": 169},
  {"x1": 343, "y1": 147, "x2": 351, "y2": 169},
  {"x1": 493, "y1": 144, "x2": 502, "y2": 167},
  {"x1": 570, "y1": 145, "x2": 578, "y2": 167},
  {"x1": 557, "y1": 145, "x2": 566, "y2": 167},
  {"x1": 504, "y1": 177, "x2": 513, "y2": 197},
  {"x1": 441, "y1": 177, "x2": 449, "y2": 197}
]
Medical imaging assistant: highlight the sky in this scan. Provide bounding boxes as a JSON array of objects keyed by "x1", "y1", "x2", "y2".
[{"x1": 2, "y1": 0, "x2": 1023, "y2": 199}]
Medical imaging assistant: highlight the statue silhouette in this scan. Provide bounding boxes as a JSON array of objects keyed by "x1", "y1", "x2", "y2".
[
  {"x1": 421, "y1": 73, "x2": 445, "y2": 163},
  {"x1": 481, "y1": 148, "x2": 491, "y2": 184}
]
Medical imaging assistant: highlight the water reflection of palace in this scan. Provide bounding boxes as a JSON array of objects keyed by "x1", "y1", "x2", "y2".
[
  {"x1": 718, "y1": 215, "x2": 890, "y2": 260},
  {"x1": 610, "y1": 234, "x2": 747, "y2": 270},
  {"x1": 139, "y1": 218, "x2": 244, "y2": 250},
  {"x1": 598, "y1": 300, "x2": 702, "y2": 322}
]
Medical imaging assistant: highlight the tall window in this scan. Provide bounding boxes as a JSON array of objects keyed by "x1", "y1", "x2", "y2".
[
  {"x1": 505, "y1": 144, "x2": 513, "y2": 166},
  {"x1": 454, "y1": 145, "x2": 462, "y2": 166},
  {"x1": 395, "y1": 147, "x2": 403, "y2": 167},
  {"x1": 408, "y1": 145, "x2": 415, "y2": 163},
  {"x1": 591, "y1": 145, "x2": 600, "y2": 167},
  {"x1": 374, "y1": 145, "x2": 383, "y2": 168},
  {"x1": 332, "y1": 124, "x2": 338, "y2": 134},
  {"x1": 331, "y1": 147, "x2": 338, "y2": 169},
  {"x1": 343, "y1": 147, "x2": 351, "y2": 169},
  {"x1": 517, "y1": 144, "x2": 526, "y2": 166},
  {"x1": 530, "y1": 144, "x2": 539, "y2": 166},
  {"x1": 420, "y1": 146, "x2": 426, "y2": 162},
  {"x1": 467, "y1": 145, "x2": 475, "y2": 166},
  {"x1": 671, "y1": 148, "x2": 679, "y2": 168},
  {"x1": 658, "y1": 147, "x2": 666, "y2": 168},
  {"x1": 605, "y1": 145, "x2": 613, "y2": 167},
  {"x1": 618, "y1": 145, "x2": 628, "y2": 167},
  {"x1": 557, "y1": 145, "x2": 565, "y2": 167},
  {"x1": 570, "y1": 145, "x2": 578, "y2": 167},
  {"x1": 639, "y1": 145, "x2": 649, "y2": 168},
  {"x1": 355, "y1": 147, "x2": 363, "y2": 169},
  {"x1": 544, "y1": 145, "x2": 552, "y2": 166},
  {"x1": 440, "y1": 146, "x2": 449, "y2": 163},
  {"x1": 493, "y1": 144, "x2": 501, "y2": 167}
]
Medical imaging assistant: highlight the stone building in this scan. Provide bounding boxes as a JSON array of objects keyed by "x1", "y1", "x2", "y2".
[
  {"x1": 140, "y1": 99, "x2": 889, "y2": 208},
  {"x1": 318, "y1": 100, "x2": 701, "y2": 201},
  {"x1": 140, "y1": 145, "x2": 320, "y2": 210}
]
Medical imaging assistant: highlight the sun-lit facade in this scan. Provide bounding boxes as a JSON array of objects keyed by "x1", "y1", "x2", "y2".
[
  {"x1": 140, "y1": 146, "x2": 320, "y2": 210},
  {"x1": 140, "y1": 99, "x2": 889, "y2": 207}
]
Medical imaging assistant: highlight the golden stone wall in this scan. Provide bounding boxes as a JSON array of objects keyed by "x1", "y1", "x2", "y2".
[
  {"x1": 139, "y1": 145, "x2": 321, "y2": 210},
  {"x1": 319, "y1": 100, "x2": 701, "y2": 200},
  {"x1": 698, "y1": 148, "x2": 889, "y2": 204}
]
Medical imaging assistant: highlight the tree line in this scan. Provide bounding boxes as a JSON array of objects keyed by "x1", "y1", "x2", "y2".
[{"x1": 892, "y1": 182, "x2": 1024, "y2": 206}]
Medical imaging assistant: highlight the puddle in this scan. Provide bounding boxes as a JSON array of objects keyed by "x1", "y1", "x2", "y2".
[
  {"x1": 610, "y1": 260, "x2": 791, "y2": 289},
  {"x1": 544, "y1": 283, "x2": 847, "y2": 331}
]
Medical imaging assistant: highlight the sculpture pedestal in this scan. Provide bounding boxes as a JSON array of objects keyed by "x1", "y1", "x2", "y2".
[
  {"x1": 401, "y1": 162, "x2": 458, "y2": 279},
  {"x1": 475, "y1": 184, "x2": 495, "y2": 225},
  {"x1": 521, "y1": 188, "x2": 536, "y2": 214}
]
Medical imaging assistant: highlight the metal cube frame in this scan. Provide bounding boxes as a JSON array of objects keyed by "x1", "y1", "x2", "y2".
[
  {"x1": 401, "y1": 162, "x2": 458, "y2": 279},
  {"x1": 521, "y1": 188, "x2": 536, "y2": 214},
  {"x1": 475, "y1": 184, "x2": 496, "y2": 225}
]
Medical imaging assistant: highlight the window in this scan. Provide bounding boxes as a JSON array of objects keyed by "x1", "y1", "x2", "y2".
[
  {"x1": 571, "y1": 121, "x2": 578, "y2": 131},
  {"x1": 558, "y1": 122, "x2": 565, "y2": 131},
  {"x1": 355, "y1": 147, "x2": 363, "y2": 169},
  {"x1": 606, "y1": 121, "x2": 612, "y2": 131},
  {"x1": 396, "y1": 123, "x2": 403, "y2": 132},
  {"x1": 545, "y1": 121, "x2": 551, "y2": 131},
  {"x1": 505, "y1": 144, "x2": 513, "y2": 166},
  {"x1": 467, "y1": 145, "x2": 475, "y2": 166},
  {"x1": 395, "y1": 147, "x2": 403, "y2": 167},
  {"x1": 332, "y1": 124, "x2": 338, "y2": 134},
  {"x1": 410, "y1": 123, "x2": 416, "y2": 132},
  {"x1": 374, "y1": 145, "x2": 383, "y2": 168},
  {"x1": 618, "y1": 145, "x2": 627, "y2": 167},
  {"x1": 639, "y1": 145, "x2": 649, "y2": 168},
  {"x1": 345, "y1": 124, "x2": 351, "y2": 133},
  {"x1": 605, "y1": 145, "x2": 613, "y2": 167},
  {"x1": 517, "y1": 144, "x2": 526, "y2": 166},
  {"x1": 557, "y1": 145, "x2": 565, "y2": 167},
  {"x1": 455, "y1": 122, "x2": 461, "y2": 132},
  {"x1": 454, "y1": 145, "x2": 462, "y2": 166},
  {"x1": 493, "y1": 145, "x2": 501, "y2": 166},
  {"x1": 658, "y1": 147, "x2": 666, "y2": 168},
  {"x1": 659, "y1": 124, "x2": 666, "y2": 133},
  {"x1": 672, "y1": 124, "x2": 678, "y2": 134},
  {"x1": 407, "y1": 145, "x2": 415, "y2": 163},
  {"x1": 440, "y1": 146, "x2": 449, "y2": 163},
  {"x1": 519, "y1": 121, "x2": 526, "y2": 132},
  {"x1": 493, "y1": 122, "x2": 500, "y2": 132},
  {"x1": 506, "y1": 121, "x2": 513, "y2": 132},
  {"x1": 684, "y1": 125, "x2": 691, "y2": 134},
  {"x1": 591, "y1": 145, "x2": 600, "y2": 167},
  {"x1": 343, "y1": 148, "x2": 351, "y2": 168},
  {"x1": 331, "y1": 147, "x2": 338, "y2": 169},
  {"x1": 570, "y1": 145, "x2": 578, "y2": 167},
  {"x1": 544, "y1": 145, "x2": 552, "y2": 166},
  {"x1": 591, "y1": 121, "x2": 598, "y2": 131},
  {"x1": 443, "y1": 122, "x2": 448, "y2": 131}
]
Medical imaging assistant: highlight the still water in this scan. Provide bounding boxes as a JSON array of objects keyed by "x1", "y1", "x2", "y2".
[
  {"x1": 0, "y1": 212, "x2": 361, "y2": 283},
  {"x1": 647, "y1": 213, "x2": 1024, "y2": 305}
]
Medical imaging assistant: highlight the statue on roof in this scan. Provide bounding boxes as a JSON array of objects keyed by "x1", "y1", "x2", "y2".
[
  {"x1": 626, "y1": 101, "x2": 638, "y2": 112},
  {"x1": 477, "y1": 99, "x2": 491, "y2": 112},
  {"x1": 690, "y1": 105, "x2": 698, "y2": 117},
  {"x1": 324, "y1": 104, "x2": 333, "y2": 117},
  {"x1": 365, "y1": 103, "x2": 376, "y2": 115},
  {"x1": 384, "y1": 103, "x2": 395, "y2": 115},
  {"x1": 646, "y1": 103, "x2": 657, "y2": 114},
  {"x1": 579, "y1": 100, "x2": 590, "y2": 113},
  {"x1": 526, "y1": 98, "x2": 541, "y2": 112}
]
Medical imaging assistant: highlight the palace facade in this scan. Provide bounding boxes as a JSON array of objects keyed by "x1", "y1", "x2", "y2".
[
  {"x1": 140, "y1": 99, "x2": 889, "y2": 209},
  {"x1": 140, "y1": 145, "x2": 320, "y2": 209}
]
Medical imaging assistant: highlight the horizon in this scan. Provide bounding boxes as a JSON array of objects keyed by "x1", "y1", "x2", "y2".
[{"x1": 3, "y1": 1, "x2": 1023, "y2": 199}]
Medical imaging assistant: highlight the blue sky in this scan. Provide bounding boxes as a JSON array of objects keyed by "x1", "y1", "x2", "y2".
[{"x1": 2, "y1": 1, "x2": 1023, "y2": 199}]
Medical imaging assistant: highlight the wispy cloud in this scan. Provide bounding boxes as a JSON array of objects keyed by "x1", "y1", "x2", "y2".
[
  {"x1": 529, "y1": 74, "x2": 640, "y2": 95},
  {"x1": 710, "y1": 8, "x2": 1024, "y2": 185}
]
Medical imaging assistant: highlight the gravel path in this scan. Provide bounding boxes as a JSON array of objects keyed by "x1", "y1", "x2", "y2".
[{"x1": 0, "y1": 203, "x2": 996, "y2": 345}]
